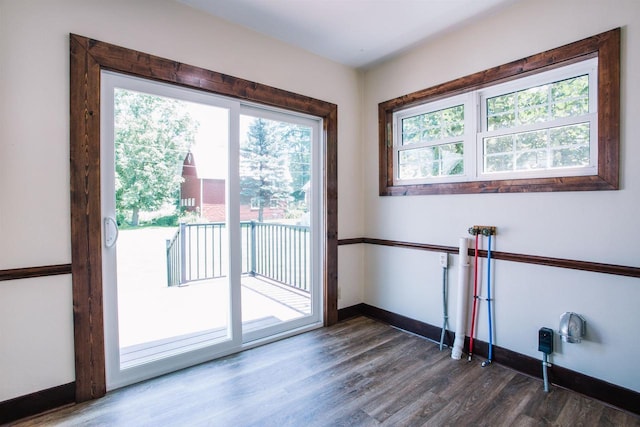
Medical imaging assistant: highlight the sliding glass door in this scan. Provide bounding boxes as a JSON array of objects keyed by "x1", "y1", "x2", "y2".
[
  {"x1": 239, "y1": 107, "x2": 322, "y2": 343},
  {"x1": 101, "y1": 71, "x2": 322, "y2": 390}
]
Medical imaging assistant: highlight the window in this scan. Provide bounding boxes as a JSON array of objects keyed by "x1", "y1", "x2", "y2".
[
  {"x1": 394, "y1": 95, "x2": 470, "y2": 184},
  {"x1": 479, "y1": 60, "x2": 597, "y2": 180},
  {"x1": 250, "y1": 197, "x2": 261, "y2": 210},
  {"x1": 380, "y1": 28, "x2": 620, "y2": 195},
  {"x1": 269, "y1": 198, "x2": 282, "y2": 209}
]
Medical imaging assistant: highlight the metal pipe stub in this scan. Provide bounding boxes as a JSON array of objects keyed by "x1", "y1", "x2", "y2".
[{"x1": 468, "y1": 226, "x2": 496, "y2": 236}]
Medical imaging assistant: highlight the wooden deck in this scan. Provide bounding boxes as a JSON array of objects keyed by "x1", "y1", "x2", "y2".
[
  {"x1": 14, "y1": 316, "x2": 640, "y2": 426},
  {"x1": 119, "y1": 276, "x2": 311, "y2": 368}
]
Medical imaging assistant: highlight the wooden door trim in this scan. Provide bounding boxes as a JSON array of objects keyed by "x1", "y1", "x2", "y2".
[{"x1": 70, "y1": 34, "x2": 338, "y2": 402}]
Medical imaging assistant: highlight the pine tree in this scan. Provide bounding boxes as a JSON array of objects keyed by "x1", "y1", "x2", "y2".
[{"x1": 240, "y1": 118, "x2": 292, "y2": 222}]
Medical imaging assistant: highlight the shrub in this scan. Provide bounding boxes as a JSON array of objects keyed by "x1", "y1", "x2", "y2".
[{"x1": 151, "y1": 214, "x2": 179, "y2": 227}]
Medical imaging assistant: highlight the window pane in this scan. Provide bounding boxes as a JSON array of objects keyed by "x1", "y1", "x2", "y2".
[
  {"x1": 550, "y1": 75, "x2": 589, "y2": 120},
  {"x1": 552, "y1": 75, "x2": 589, "y2": 101},
  {"x1": 487, "y1": 93, "x2": 516, "y2": 131},
  {"x1": 402, "y1": 105, "x2": 464, "y2": 145},
  {"x1": 487, "y1": 112, "x2": 516, "y2": 131},
  {"x1": 551, "y1": 99, "x2": 589, "y2": 118},
  {"x1": 516, "y1": 129, "x2": 547, "y2": 150},
  {"x1": 439, "y1": 142, "x2": 465, "y2": 175},
  {"x1": 550, "y1": 123, "x2": 590, "y2": 167},
  {"x1": 519, "y1": 105, "x2": 548, "y2": 126},
  {"x1": 401, "y1": 116, "x2": 422, "y2": 145},
  {"x1": 484, "y1": 135, "x2": 513, "y2": 154},
  {"x1": 398, "y1": 142, "x2": 464, "y2": 179},
  {"x1": 487, "y1": 93, "x2": 515, "y2": 114},
  {"x1": 484, "y1": 123, "x2": 590, "y2": 173},
  {"x1": 484, "y1": 154, "x2": 513, "y2": 173},
  {"x1": 550, "y1": 122, "x2": 589, "y2": 146},
  {"x1": 518, "y1": 86, "x2": 548, "y2": 108},
  {"x1": 516, "y1": 150, "x2": 547, "y2": 170},
  {"x1": 487, "y1": 75, "x2": 589, "y2": 131},
  {"x1": 552, "y1": 146, "x2": 590, "y2": 168}
]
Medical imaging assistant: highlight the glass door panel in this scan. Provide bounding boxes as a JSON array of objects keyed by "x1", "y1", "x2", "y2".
[
  {"x1": 239, "y1": 109, "x2": 321, "y2": 341},
  {"x1": 102, "y1": 72, "x2": 240, "y2": 390},
  {"x1": 115, "y1": 97, "x2": 231, "y2": 368}
]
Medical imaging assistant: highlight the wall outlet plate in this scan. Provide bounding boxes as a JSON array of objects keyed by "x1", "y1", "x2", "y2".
[{"x1": 439, "y1": 253, "x2": 448, "y2": 268}]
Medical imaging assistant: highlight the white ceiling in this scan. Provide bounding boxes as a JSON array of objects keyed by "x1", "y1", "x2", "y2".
[{"x1": 178, "y1": 0, "x2": 517, "y2": 69}]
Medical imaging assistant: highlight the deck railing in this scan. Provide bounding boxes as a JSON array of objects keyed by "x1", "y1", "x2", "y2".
[
  {"x1": 252, "y1": 222, "x2": 310, "y2": 292},
  {"x1": 166, "y1": 221, "x2": 310, "y2": 292}
]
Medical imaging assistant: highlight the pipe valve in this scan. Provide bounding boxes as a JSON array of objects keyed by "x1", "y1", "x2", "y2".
[{"x1": 468, "y1": 226, "x2": 496, "y2": 236}]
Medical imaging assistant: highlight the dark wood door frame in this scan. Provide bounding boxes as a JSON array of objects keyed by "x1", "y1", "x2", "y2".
[{"x1": 70, "y1": 34, "x2": 338, "y2": 402}]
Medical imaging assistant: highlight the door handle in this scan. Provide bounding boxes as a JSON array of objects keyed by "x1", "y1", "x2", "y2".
[{"x1": 104, "y1": 217, "x2": 119, "y2": 248}]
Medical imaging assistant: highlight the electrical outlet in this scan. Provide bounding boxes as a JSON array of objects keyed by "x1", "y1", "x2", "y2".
[
  {"x1": 439, "y1": 252, "x2": 448, "y2": 268},
  {"x1": 538, "y1": 327, "x2": 554, "y2": 354}
]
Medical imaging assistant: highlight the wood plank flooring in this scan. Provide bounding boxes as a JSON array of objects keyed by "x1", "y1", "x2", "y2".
[{"x1": 12, "y1": 317, "x2": 640, "y2": 426}]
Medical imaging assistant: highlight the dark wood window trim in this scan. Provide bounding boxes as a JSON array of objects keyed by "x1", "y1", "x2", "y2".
[
  {"x1": 379, "y1": 28, "x2": 620, "y2": 196},
  {"x1": 70, "y1": 34, "x2": 338, "y2": 402}
]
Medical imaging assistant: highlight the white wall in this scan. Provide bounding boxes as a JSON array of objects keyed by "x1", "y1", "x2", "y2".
[
  {"x1": 362, "y1": 0, "x2": 640, "y2": 392},
  {"x1": 0, "y1": 0, "x2": 363, "y2": 401},
  {"x1": 3, "y1": 0, "x2": 638, "y2": 404}
]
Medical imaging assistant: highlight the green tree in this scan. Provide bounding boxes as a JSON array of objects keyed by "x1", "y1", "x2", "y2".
[
  {"x1": 280, "y1": 124, "x2": 311, "y2": 204},
  {"x1": 114, "y1": 89, "x2": 197, "y2": 226},
  {"x1": 240, "y1": 118, "x2": 292, "y2": 222}
]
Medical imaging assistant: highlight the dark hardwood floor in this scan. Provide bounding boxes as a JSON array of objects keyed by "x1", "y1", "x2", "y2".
[{"x1": 12, "y1": 316, "x2": 640, "y2": 426}]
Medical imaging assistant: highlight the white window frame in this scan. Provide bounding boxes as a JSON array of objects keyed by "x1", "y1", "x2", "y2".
[
  {"x1": 393, "y1": 93, "x2": 475, "y2": 185},
  {"x1": 250, "y1": 197, "x2": 260, "y2": 210},
  {"x1": 477, "y1": 58, "x2": 598, "y2": 181},
  {"x1": 392, "y1": 57, "x2": 598, "y2": 185},
  {"x1": 269, "y1": 198, "x2": 281, "y2": 209}
]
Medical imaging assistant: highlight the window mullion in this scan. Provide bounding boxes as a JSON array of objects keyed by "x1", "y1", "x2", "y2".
[{"x1": 469, "y1": 91, "x2": 479, "y2": 180}]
